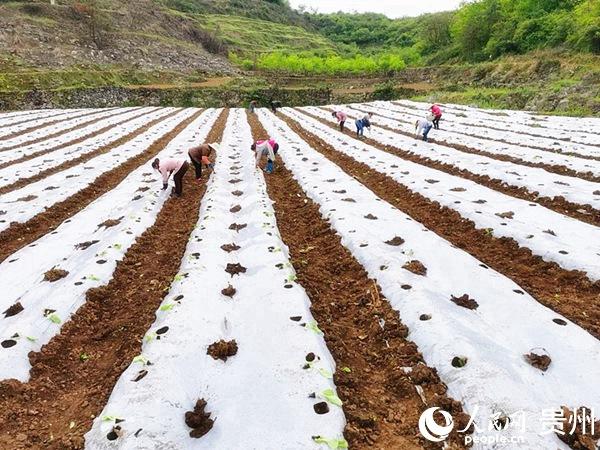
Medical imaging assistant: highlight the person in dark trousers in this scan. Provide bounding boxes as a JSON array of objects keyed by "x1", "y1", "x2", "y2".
[
  {"x1": 355, "y1": 112, "x2": 373, "y2": 137},
  {"x1": 249, "y1": 100, "x2": 257, "y2": 113},
  {"x1": 270, "y1": 100, "x2": 281, "y2": 113},
  {"x1": 188, "y1": 143, "x2": 219, "y2": 181},
  {"x1": 430, "y1": 104, "x2": 443, "y2": 130},
  {"x1": 252, "y1": 139, "x2": 279, "y2": 174},
  {"x1": 415, "y1": 117, "x2": 434, "y2": 142},
  {"x1": 152, "y1": 157, "x2": 189, "y2": 197},
  {"x1": 332, "y1": 110, "x2": 347, "y2": 132}
]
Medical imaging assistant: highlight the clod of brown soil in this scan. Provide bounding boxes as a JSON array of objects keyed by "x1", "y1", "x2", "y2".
[
  {"x1": 221, "y1": 285, "x2": 236, "y2": 297},
  {"x1": 3, "y1": 302, "x2": 24, "y2": 318},
  {"x1": 1, "y1": 340, "x2": 17, "y2": 349},
  {"x1": 229, "y1": 179, "x2": 242, "y2": 184},
  {"x1": 44, "y1": 268, "x2": 69, "y2": 282},
  {"x1": 225, "y1": 263, "x2": 246, "y2": 277},
  {"x1": 409, "y1": 364, "x2": 438, "y2": 384},
  {"x1": 450, "y1": 187, "x2": 467, "y2": 192},
  {"x1": 364, "y1": 214, "x2": 378, "y2": 220},
  {"x1": 556, "y1": 406, "x2": 600, "y2": 450},
  {"x1": 525, "y1": 352, "x2": 552, "y2": 371},
  {"x1": 207, "y1": 340, "x2": 238, "y2": 362},
  {"x1": 495, "y1": 211, "x2": 515, "y2": 219},
  {"x1": 229, "y1": 205, "x2": 242, "y2": 213},
  {"x1": 385, "y1": 236, "x2": 405, "y2": 246},
  {"x1": 17, "y1": 195, "x2": 37, "y2": 202},
  {"x1": 313, "y1": 402, "x2": 330, "y2": 415},
  {"x1": 185, "y1": 399, "x2": 215, "y2": 439},
  {"x1": 232, "y1": 190, "x2": 244, "y2": 197},
  {"x1": 75, "y1": 240, "x2": 100, "y2": 250},
  {"x1": 425, "y1": 179, "x2": 439, "y2": 184},
  {"x1": 246, "y1": 111, "x2": 470, "y2": 449},
  {"x1": 97, "y1": 218, "x2": 123, "y2": 229},
  {"x1": 220, "y1": 243, "x2": 240, "y2": 253},
  {"x1": 228, "y1": 223, "x2": 247, "y2": 232},
  {"x1": 420, "y1": 314, "x2": 432, "y2": 321},
  {"x1": 544, "y1": 229, "x2": 557, "y2": 236},
  {"x1": 451, "y1": 294, "x2": 479, "y2": 310},
  {"x1": 402, "y1": 260, "x2": 427, "y2": 276}
]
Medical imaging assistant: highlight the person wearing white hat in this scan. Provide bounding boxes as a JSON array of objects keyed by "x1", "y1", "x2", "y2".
[{"x1": 188, "y1": 142, "x2": 220, "y2": 181}]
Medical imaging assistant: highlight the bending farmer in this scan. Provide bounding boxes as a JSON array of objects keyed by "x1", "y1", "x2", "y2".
[
  {"x1": 430, "y1": 104, "x2": 443, "y2": 130},
  {"x1": 188, "y1": 143, "x2": 219, "y2": 181},
  {"x1": 415, "y1": 117, "x2": 433, "y2": 142},
  {"x1": 332, "y1": 111, "x2": 347, "y2": 132},
  {"x1": 355, "y1": 113, "x2": 373, "y2": 137},
  {"x1": 152, "y1": 157, "x2": 189, "y2": 197},
  {"x1": 252, "y1": 138, "x2": 279, "y2": 174}
]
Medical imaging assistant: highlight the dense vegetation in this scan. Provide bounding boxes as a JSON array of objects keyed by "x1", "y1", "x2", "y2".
[{"x1": 306, "y1": 0, "x2": 600, "y2": 63}]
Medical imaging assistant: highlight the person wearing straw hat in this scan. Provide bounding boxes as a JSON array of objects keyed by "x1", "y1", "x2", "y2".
[{"x1": 188, "y1": 142, "x2": 219, "y2": 181}]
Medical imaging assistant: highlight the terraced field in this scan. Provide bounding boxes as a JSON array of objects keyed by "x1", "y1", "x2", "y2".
[{"x1": 0, "y1": 102, "x2": 598, "y2": 450}]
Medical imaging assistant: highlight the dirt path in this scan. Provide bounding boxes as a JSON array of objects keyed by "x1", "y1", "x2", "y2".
[
  {"x1": 277, "y1": 111, "x2": 600, "y2": 342},
  {"x1": 0, "y1": 110, "x2": 228, "y2": 450},
  {"x1": 0, "y1": 109, "x2": 203, "y2": 263},
  {"x1": 0, "y1": 109, "x2": 182, "y2": 196},
  {"x1": 0, "y1": 108, "x2": 158, "y2": 170},
  {"x1": 247, "y1": 111, "x2": 470, "y2": 449},
  {"x1": 307, "y1": 108, "x2": 599, "y2": 227}
]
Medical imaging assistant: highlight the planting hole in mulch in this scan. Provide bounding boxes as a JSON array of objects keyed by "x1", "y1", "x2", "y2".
[
  {"x1": 132, "y1": 370, "x2": 148, "y2": 382},
  {"x1": 553, "y1": 318, "x2": 568, "y2": 326},
  {"x1": 3, "y1": 302, "x2": 24, "y2": 318},
  {"x1": 156, "y1": 326, "x2": 169, "y2": 335},
  {"x1": 513, "y1": 289, "x2": 525, "y2": 294},
  {"x1": 132, "y1": 195, "x2": 143, "y2": 201},
  {"x1": 207, "y1": 339, "x2": 238, "y2": 362},
  {"x1": 525, "y1": 351, "x2": 552, "y2": 371},
  {"x1": 185, "y1": 399, "x2": 214, "y2": 439},
  {"x1": 333, "y1": 190, "x2": 347, "y2": 194},
  {"x1": 451, "y1": 294, "x2": 479, "y2": 310},
  {"x1": 232, "y1": 190, "x2": 243, "y2": 197},
  {"x1": 221, "y1": 285, "x2": 236, "y2": 297},
  {"x1": 96, "y1": 260, "x2": 107, "y2": 264},
  {"x1": 306, "y1": 352, "x2": 316, "y2": 362},
  {"x1": 290, "y1": 316, "x2": 302, "y2": 322},
  {"x1": 473, "y1": 199, "x2": 487, "y2": 204},
  {"x1": 229, "y1": 179, "x2": 242, "y2": 184},
  {"x1": 230, "y1": 205, "x2": 242, "y2": 213},
  {"x1": 137, "y1": 186, "x2": 150, "y2": 192},
  {"x1": 401, "y1": 284, "x2": 412, "y2": 290},
  {"x1": 452, "y1": 356, "x2": 468, "y2": 368},
  {"x1": 1, "y1": 339, "x2": 17, "y2": 349},
  {"x1": 385, "y1": 236, "x2": 405, "y2": 246},
  {"x1": 403, "y1": 260, "x2": 427, "y2": 276},
  {"x1": 225, "y1": 263, "x2": 246, "y2": 277},
  {"x1": 450, "y1": 187, "x2": 466, "y2": 192},
  {"x1": 342, "y1": 198, "x2": 356, "y2": 203},
  {"x1": 495, "y1": 211, "x2": 515, "y2": 219},
  {"x1": 420, "y1": 314, "x2": 432, "y2": 321},
  {"x1": 44, "y1": 268, "x2": 69, "y2": 282},
  {"x1": 364, "y1": 214, "x2": 378, "y2": 220},
  {"x1": 75, "y1": 240, "x2": 99, "y2": 250},
  {"x1": 425, "y1": 179, "x2": 439, "y2": 184},
  {"x1": 543, "y1": 229, "x2": 557, "y2": 236},
  {"x1": 229, "y1": 223, "x2": 247, "y2": 232},
  {"x1": 44, "y1": 186, "x2": 59, "y2": 191},
  {"x1": 221, "y1": 243, "x2": 240, "y2": 253},
  {"x1": 313, "y1": 402, "x2": 330, "y2": 415},
  {"x1": 106, "y1": 426, "x2": 122, "y2": 441}
]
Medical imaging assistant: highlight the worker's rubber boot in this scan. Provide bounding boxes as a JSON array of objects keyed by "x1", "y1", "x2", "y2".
[{"x1": 265, "y1": 160, "x2": 274, "y2": 174}]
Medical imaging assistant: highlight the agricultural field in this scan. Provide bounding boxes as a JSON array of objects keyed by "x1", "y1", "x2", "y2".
[{"x1": 0, "y1": 101, "x2": 598, "y2": 450}]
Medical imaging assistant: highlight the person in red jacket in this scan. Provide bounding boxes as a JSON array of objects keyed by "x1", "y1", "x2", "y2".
[{"x1": 430, "y1": 104, "x2": 443, "y2": 130}]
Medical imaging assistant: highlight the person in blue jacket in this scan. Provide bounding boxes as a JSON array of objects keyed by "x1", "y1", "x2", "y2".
[{"x1": 355, "y1": 112, "x2": 373, "y2": 137}]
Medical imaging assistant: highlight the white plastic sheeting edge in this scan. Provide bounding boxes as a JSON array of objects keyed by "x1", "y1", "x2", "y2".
[
  {"x1": 258, "y1": 108, "x2": 600, "y2": 450},
  {"x1": 84, "y1": 108, "x2": 346, "y2": 450}
]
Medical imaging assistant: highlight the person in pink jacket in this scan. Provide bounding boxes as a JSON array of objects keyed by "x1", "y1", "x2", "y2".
[
  {"x1": 430, "y1": 104, "x2": 443, "y2": 130},
  {"x1": 152, "y1": 157, "x2": 189, "y2": 197},
  {"x1": 251, "y1": 138, "x2": 279, "y2": 174},
  {"x1": 332, "y1": 110, "x2": 347, "y2": 132}
]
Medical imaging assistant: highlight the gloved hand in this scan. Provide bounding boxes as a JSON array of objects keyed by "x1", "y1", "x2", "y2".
[{"x1": 162, "y1": 183, "x2": 168, "y2": 190}]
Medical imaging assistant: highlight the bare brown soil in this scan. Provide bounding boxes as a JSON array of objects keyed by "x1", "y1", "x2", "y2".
[
  {"x1": 207, "y1": 340, "x2": 238, "y2": 361},
  {"x1": 0, "y1": 110, "x2": 212, "y2": 263},
  {"x1": 0, "y1": 109, "x2": 109, "y2": 143},
  {"x1": 312, "y1": 108, "x2": 599, "y2": 226},
  {"x1": 247, "y1": 111, "x2": 470, "y2": 450},
  {"x1": 351, "y1": 105, "x2": 600, "y2": 182},
  {"x1": 0, "y1": 108, "x2": 158, "y2": 170},
  {"x1": 278, "y1": 111, "x2": 600, "y2": 341},
  {"x1": 0, "y1": 109, "x2": 228, "y2": 450},
  {"x1": 0, "y1": 109, "x2": 182, "y2": 196}
]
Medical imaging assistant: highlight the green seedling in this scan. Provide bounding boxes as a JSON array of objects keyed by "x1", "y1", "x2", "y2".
[
  {"x1": 484, "y1": 228, "x2": 494, "y2": 236},
  {"x1": 112, "y1": 244, "x2": 122, "y2": 250},
  {"x1": 305, "y1": 321, "x2": 323, "y2": 335},
  {"x1": 87, "y1": 275, "x2": 101, "y2": 281},
  {"x1": 48, "y1": 314, "x2": 61, "y2": 324},
  {"x1": 144, "y1": 333, "x2": 157, "y2": 343},
  {"x1": 313, "y1": 436, "x2": 348, "y2": 449},
  {"x1": 26, "y1": 336, "x2": 37, "y2": 342},
  {"x1": 79, "y1": 353, "x2": 91, "y2": 362},
  {"x1": 341, "y1": 367, "x2": 352, "y2": 373},
  {"x1": 159, "y1": 303, "x2": 176, "y2": 312},
  {"x1": 321, "y1": 389, "x2": 343, "y2": 407},
  {"x1": 132, "y1": 355, "x2": 149, "y2": 365}
]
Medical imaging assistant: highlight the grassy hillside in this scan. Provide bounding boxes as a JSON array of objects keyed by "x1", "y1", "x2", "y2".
[{"x1": 191, "y1": 14, "x2": 337, "y2": 56}]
